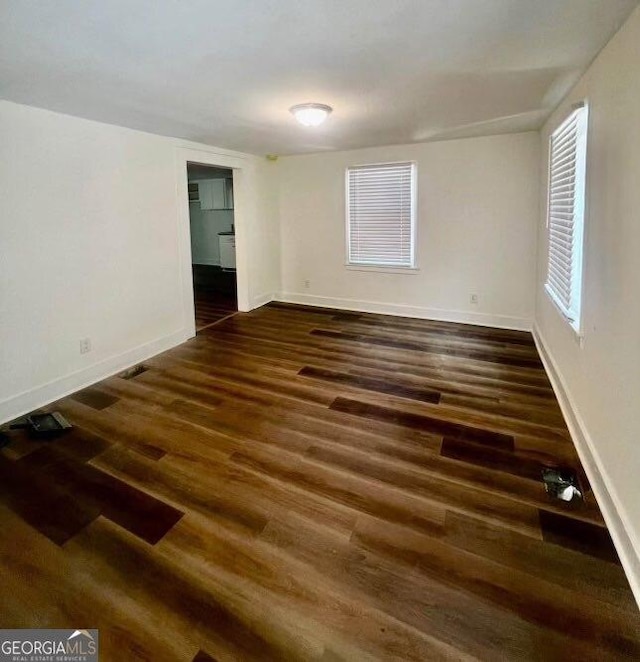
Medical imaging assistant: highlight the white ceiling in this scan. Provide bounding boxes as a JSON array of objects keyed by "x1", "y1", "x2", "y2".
[{"x1": 1, "y1": 0, "x2": 637, "y2": 155}]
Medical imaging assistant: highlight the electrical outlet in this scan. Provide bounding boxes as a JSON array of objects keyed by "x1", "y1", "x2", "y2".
[
  {"x1": 304, "y1": 279, "x2": 311, "y2": 289},
  {"x1": 470, "y1": 294, "x2": 479, "y2": 305},
  {"x1": 79, "y1": 338, "x2": 92, "y2": 354}
]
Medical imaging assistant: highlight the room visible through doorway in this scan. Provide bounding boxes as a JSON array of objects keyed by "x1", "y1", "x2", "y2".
[{"x1": 187, "y1": 163, "x2": 237, "y2": 331}]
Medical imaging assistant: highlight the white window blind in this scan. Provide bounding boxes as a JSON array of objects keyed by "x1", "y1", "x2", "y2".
[
  {"x1": 546, "y1": 105, "x2": 588, "y2": 329},
  {"x1": 346, "y1": 162, "x2": 416, "y2": 267}
]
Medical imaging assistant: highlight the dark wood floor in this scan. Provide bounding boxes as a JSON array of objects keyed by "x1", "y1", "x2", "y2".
[
  {"x1": 1, "y1": 302, "x2": 639, "y2": 660},
  {"x1": 194, "y1": 287, "x2": 237, "y2": 331},
  {"x1": 193, "y1": 265, "x2": 237, "y2": 331}
]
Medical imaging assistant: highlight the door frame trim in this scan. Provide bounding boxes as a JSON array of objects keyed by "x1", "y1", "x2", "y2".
[{"x1": 175, "y1": 146, "x2": 249, "y2": 338}]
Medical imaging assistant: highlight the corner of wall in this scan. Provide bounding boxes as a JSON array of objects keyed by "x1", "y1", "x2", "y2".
[{"x1": 250, "y1": 291, "x2": 276, "y2": 310}]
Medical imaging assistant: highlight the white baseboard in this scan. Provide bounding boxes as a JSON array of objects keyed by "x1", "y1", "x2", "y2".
[
  {"x1": 277, "y1": 292, "x2": 531, "y2": 331},
  {"x1": 0, "y1": 328, "x2": 190, "y2": 426},
  {"x1": 533, "y1": 326, "x2": 640, "y2": 609},
  {"x1": 250, "y1": 291, "x2": 275, "y2": 310}
]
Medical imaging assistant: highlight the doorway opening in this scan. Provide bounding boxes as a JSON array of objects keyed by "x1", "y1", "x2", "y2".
[{"x1": 187, "y1": 163, "x2": 237, "y2": 332}]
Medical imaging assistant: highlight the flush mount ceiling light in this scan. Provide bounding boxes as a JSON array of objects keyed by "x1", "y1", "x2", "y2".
[{"x1": 289, "y1": 103, "x2": 333, "y2": 127}]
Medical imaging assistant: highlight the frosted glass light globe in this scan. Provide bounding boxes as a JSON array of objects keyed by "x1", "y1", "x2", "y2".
[{"x1": 290, "y1": 103, "x2": 332, "y2": 126}]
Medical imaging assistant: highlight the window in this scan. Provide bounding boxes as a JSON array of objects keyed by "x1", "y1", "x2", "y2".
[
  {"x1": 346, "y1": 161, "x2": 416, "y2": 268},
  {"x1": 545, "y1": 104, "x2": 588, "y2": 332}
]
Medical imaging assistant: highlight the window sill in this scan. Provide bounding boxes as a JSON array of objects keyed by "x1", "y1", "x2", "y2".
[
  {"x1": 345, "y1": 264, "x2": 420, "y2": 275},
  {"x1": 544, "y1": 283, "x2": 584, "y2": 347}
]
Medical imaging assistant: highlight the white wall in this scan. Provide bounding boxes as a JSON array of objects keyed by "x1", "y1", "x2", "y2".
[
  {"x1": 534, "y1": 6, "x2": 640, "y2": 603},
  {"x1": 0, "y1": 100, "x2": 279, "y2": 423},
  {"x1": 276, "y1": 132, "x2": 539, "y2": 330},
  {"x1": 245, "y1": 158, "x2": 281, "y2": 308}
]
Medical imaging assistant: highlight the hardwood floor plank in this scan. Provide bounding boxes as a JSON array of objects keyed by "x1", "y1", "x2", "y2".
[
  {"x1": 141, "y1": 390, "x2": 597, "y2": 525},
  {"x1": 298, "y1": 365, "x2": 441, "y2": 403},
  {"x1": 94, "y1": 445, "x2": 271, "y2": 537},
  {"x1": 213, "y1": 317, "x2": 555, "y2": 391},
  {"x1": 539, "y1": 509, "x2": 621, "y2": 563},
  {"x1": 331, "y1": 389, "x2": 571, "y2": 443},
  {"x1": 444, "y1": 511, "x2": 637, "y2": 612},
  {"x1": 311, "y1": 328, "x2": 544, "y2": 368},
  {"x1": 440, "y1": 392, "x2": 567, "y2": 427},
  {"x1": 70, "y1": 517, "x2": 283, "y2": 661},
  {"x1": 166, "y1": 512, "x2": 471, "y2": 661},
  {"x1": 261, "y1": 511, "x2": 595, "y2": 660},
  {"x1": 441, "y1": 436, "x2": 555, "y2": 481},
  {"x1": 329, "y1": 319, "x2": 541, "y2": 358},
  {"x1": 70, "y1": 385, "x2": 119, "y2": 410},
  {"x1": 19, "y1": 442, "x2": 184, "y2": 545},
  {"x1": 1, "y1": 302, "x2": 637, "y2": 660},
  {"x1": 229, "y1": 445, "x2": 446, "y2": 537},
  {"x1": 353, "y1": 515, "x2": 640, "y2": 658},
  {"x1": 341, "y1": 314, "x2": 537, "y2": 347},
  {"x1": 209, "y1": 332, "x2": 556, "y2": 403},
  {"x1": 0, "y1": 507, "x2": 195, "y2": 661},
  {"x1": 194, "y1": 285, "x2": 237, "y2": 331},
  {"x1": 330, "y1": 396, "x2": 515, "y2": 449},
  {"x1": 305, "y1": 442, "x2": 543, "y2": 537},
  {"x1": 131, "y1": 442, "x2": 167, "y2": 460},
  {"x1": 0, "y1": 453, "x2": 100, "y2": 545}
]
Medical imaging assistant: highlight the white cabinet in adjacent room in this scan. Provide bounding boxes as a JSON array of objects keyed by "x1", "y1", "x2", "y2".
[
  {"x1": 219, "y1": 233, "x2": 236, "y2": 270},
  {"x1": 211, "y1": 179, "x2": 227, "y2": 210},
  {"x1": 197, "y1": 180, "x2": 212, "y2": 210},
  {"x1": 197, "y1": 178, "x2": 233, "y2": 211}
]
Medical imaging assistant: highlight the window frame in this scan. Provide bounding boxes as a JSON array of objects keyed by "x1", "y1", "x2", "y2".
[
  {"x1": 345, "y1": 160, "x2": 418, "y2": 271},
  {"x1": 545, "y1": 103, "x2": 589, "y2": 337}
]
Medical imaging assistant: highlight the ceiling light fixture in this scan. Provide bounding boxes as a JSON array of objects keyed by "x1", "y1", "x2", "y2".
[{"x1": 289, "y1": 103, "x2": 333, "y2": 127}]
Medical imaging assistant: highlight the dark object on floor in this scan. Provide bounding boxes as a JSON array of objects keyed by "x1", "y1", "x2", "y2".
[
  {"x1": 542, "y1": 467, "x2": 583, "y2": 502},
  {"x1": 9, "y1": 411, "x2": 73, "y2": 439},
  {"x1": 120, "y1": 364, "x2": 148, "y2": 380}
]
